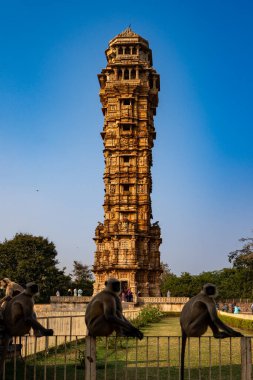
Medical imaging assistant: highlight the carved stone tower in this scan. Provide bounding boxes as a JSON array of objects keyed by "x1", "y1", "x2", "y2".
[{"x1": 93, "y1": 28, "x2": 162, "y2": 297}]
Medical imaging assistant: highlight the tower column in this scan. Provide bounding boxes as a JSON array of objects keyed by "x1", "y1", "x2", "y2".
[{"x1": 93, "y1": 27, "x2": 162, "y2": 297}]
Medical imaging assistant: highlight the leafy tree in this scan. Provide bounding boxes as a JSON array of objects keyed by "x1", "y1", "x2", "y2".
[
  {"x1": 71, "y1": 260, "x2": 94, "y2": 295},
  {"x1": 228, "y1": 234, "x2": 253, "y2": 269},
  {"x1": 160, "y1": 262, "x2": 174, "y2": 294},
  {"x1": 217, "y1": 268, "x2": 251, "y2": 299},
  {"x1": 0, "y1": 233, "x2": 71, "y2": 302},
  {"x1": 159, "y1": 265, "x2": 252, "y2": 299},
  {"x1": 227, "y1": 233, "x2": 253, "y2": 298},
  {"x1": 160, "y1": 232, "x2": 253, "y2": 299}
]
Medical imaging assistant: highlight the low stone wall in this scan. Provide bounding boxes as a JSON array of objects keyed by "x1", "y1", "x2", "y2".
[
  {"x1": 139, "y1": 297, "x2": 189, "y2": 304},
  {"x1": 22, "y1": 307, "x2": 142, "y2": 356},
  {"x1": 35, "y1": 308, "x2": 142, "y2": 336},
  {"x1": 138, "y1": 297, "x2": 189, "y2": 312},
  {"x1": 49, "y1": 296, "x2": 91, "y2": 312},
  {"x1": 34, "y1": 304, "x2": 52, "y2": 313},
  {"x1": 49, "y1": 296, "x2": 189, "y2": 313}
]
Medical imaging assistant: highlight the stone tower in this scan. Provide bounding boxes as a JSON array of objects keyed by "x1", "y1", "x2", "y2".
[{"x1": 93, "y1": 28, "x2": 162, "y2": 297}]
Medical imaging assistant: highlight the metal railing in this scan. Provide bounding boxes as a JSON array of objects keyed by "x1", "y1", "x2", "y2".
[{"x1": 1, "y1": 335, "x2": 252, "y2": 380}]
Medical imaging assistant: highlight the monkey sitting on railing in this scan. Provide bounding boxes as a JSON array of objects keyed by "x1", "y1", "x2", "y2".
[
  {"x1": 85, "y1": 278, "x2": 143, "y2": 339},
  {"x1": 0, "y1": 282, "x2": 53, "y2": 373},
  {"x1": 180, "y1": 283, "x2": 243, "y2": 380}
]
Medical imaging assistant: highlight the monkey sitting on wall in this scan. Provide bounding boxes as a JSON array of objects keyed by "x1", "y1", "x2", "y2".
[
  {"x1": 180, "y1": 283, "x2": 243, "y2": 380},
  {"x1": 85, "y1": 278, "x2": 143, "y2": 339}
]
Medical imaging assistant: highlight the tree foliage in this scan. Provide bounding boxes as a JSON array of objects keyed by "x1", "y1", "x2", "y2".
[
  {"x1": 160, "y1": 268, "x2": 253, "y2": 299},
  {"x1": 71, "y1": 260, "x2": 94, "y2": 295},
  {"x1": 161, "y1": 232, "x2": 253, "y2": 299},
  {"x1": 0, "y1": 233, "x2": 71, "y2": 302},
  {"x1": 228, "y1": 235, "x2": 253, "y2": 269}
]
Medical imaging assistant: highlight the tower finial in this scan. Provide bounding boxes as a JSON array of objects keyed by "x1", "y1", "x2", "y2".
[{"x1": 121, "y1": 26, "x2": 133, "y2": 35}]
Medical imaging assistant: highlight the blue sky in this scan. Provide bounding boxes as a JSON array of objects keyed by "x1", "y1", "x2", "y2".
[{"x1": 0, "y1": 1, "x2": 252, "y2": 276}]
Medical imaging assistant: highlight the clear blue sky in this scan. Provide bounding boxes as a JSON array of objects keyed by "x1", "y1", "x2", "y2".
[{"x1": 0, "y1": 1, "x2": 252, "y2": 276}]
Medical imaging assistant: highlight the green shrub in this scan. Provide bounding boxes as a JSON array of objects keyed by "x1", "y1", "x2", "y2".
[
  {"x1": 220, "y1": 314, "x2": 253, "y2": 331},
  {"x1": 131, "y1": 306, "x2": 167, "y2": 328}
]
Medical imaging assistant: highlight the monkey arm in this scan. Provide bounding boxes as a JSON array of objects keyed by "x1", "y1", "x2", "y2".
[
  {"x1": 104, "y1": 298, "x2": 141, "y2": 333},
  {"x1": 104, "y1": 299, "x2": 132, "y2": 329},
  {"x1": 0, "y1": 296, "x2": 8, "y2": 305},
  {"x1": 206, "y1": 302, "x2": 243, "y2": 337},
  {"x1": 5, "y1": 288, "x2": 13, "y2": 297},
  {"x1": 12, "y1": 300, "x2": 53, "y2": 336},
  {"x1": 214, "y1": 317, "x2": 242, "y2": 336}
]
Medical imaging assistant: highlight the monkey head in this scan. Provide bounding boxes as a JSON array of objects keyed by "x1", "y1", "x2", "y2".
[
  {"x1": 201, "y1": 283, "x2": 217, "y2": 298},
  {"x1": 25, "y1": 282, "x2": 39, "y2": 296},
  {"x1": 105, "y1": 278, "x2": 121, "y2": 295},
  {"x1": 0, "y1": 278, "x2": 11, "y2": 289}
]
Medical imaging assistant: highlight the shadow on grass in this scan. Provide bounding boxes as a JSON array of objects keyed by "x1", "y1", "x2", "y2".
[{"x1": 3, "y1": 359, "x2": 242, "y2": 380}]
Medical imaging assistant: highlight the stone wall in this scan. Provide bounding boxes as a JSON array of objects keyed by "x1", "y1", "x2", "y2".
[
  {"x1": 22, "y1": 307, "x2": 142, "y2": 356},
  {"x1": 46, "y1": 296, "x2": 189, "y2": 314}
]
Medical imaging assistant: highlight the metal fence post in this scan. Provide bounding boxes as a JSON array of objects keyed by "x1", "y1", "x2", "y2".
[
  {"x1": 241, "y1": 337, "x2": 252, "y2": 380},
  {"x1": 85, "y1": 336, "x2": 96, "y2": 380}
]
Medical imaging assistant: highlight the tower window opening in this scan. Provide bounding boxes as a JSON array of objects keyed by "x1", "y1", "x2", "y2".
[
  {"x1": 122, "y1": 184, "x2": 130, "y2": 193},
  {"x1": 122, "y1": 124, "x2": 131, "y2": 131},
  {"x1": 122, "y1": 99, "x2": 131, "y2": 105},
  {"x1": 125, "y1": 46, "x2": 130, "y2": 54},
  {"x1": 123, "y1": 156, "x2": 130, "y2": 163},
  {"x1": 131, "y1": 69, "x2": 136, "y2": 79},
  {"x1": 118, "y1": 47, "x2": 123, "y2": 54},
  {"x1": 118, "y1": 69, "x2": 122, "y2": 80},
  {"x1": 124, "y1": 69, "x2": 129, "y2": 80},
  {"x1": 132, "y1": 46, "x2": 137, "y2": 54}
]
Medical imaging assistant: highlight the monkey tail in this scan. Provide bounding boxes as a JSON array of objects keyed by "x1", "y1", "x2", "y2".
[{"x1": 180, "y1": 330, "x2": 187, "y2": 380}]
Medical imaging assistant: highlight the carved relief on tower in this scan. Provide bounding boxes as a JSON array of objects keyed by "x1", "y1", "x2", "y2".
[
  {"x1": 110, "y1": 157, "x2": 117, "y2": 166},
  {"x1": 150, "y1": 240, "x2": 160, "y2": 252},
  {"x1": 109, "y1": 104, "x2": 116, "y2": 111},
  {"x1": 129, "y1": 138, "x2": 138, "y2": 148},
  {"x1": 104, "y1": 138, "x2": 115, "y2": 148},
  {"x1": 120, "y1": 218, "x2": 129, "y2": 232},
  {"x1": 95, "y1": 222, "x2": 104, "y2": 237},
  {"x1": 139, "y1": 206, "x2": 147, "y2": 221},
  {"x1": 120, "y1": 239, "x2": 129, "y2": 250},
  {"x1": 94, "y1": 251, "x2": 101, "y2": 266},
  {"x1": 110, "y1": 184, "x2": 116, "y2": 194},
  {"x1": 110, "y1": 212, "x2": 115, "y2": 220},
  {"x1": 137, "y1": 184, "x2": 145, "y2": 194},
  {"x1": 121, "y1": 137, "x2": 128, "y2": 148}
]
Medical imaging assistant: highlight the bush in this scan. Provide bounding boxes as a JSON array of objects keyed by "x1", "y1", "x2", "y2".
[
  {"x1": 131, "y1": 306, "x2": 166, "y2": 328},
  {"x1": 220, "y1": 314, "x2": 253, "y2": 331}
]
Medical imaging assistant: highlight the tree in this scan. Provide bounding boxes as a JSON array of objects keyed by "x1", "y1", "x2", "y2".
[
  {"x1": 228, "y1": 234, "x2": 253, "y2": 269},
  {"x1": 71, "y1": 260, "x2": 94, "y2": 295},
  {"x1": 160, "y1": 262, "x2": 176, "y2": 296},
  {"x1": 0, "y1": 233, "x2": 71, "y2": 302}
]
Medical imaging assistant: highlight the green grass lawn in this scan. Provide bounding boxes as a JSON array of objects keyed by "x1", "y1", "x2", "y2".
[{"x1": 3, "y1": 316, "x2": 252, "y2": 380}]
